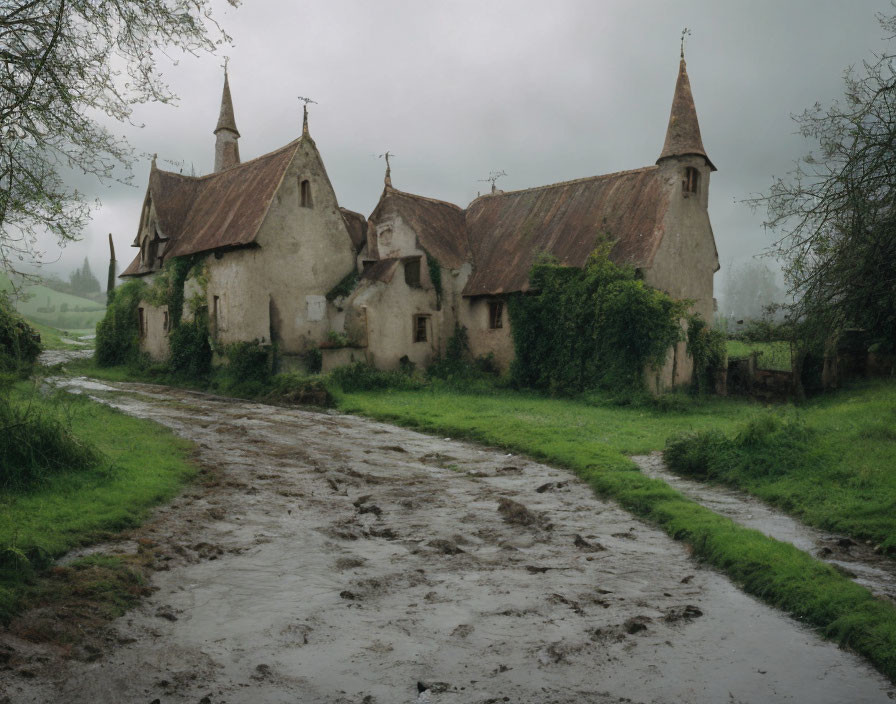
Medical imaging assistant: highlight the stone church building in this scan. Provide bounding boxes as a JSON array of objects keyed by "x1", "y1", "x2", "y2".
[{"x1": 122, "y1": 55, "x2": 719, "y2": 391}]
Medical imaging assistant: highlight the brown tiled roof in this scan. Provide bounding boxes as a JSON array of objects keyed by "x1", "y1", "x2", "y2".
[
  {"x1": 462, "y1": 166, "x2": 668, "y2": 296},
  {"x1": 658, "y1": 58, "x2": 715, "y2": 171},
  {"x1": 340, "y1": 207, "x2": 368, "y2": 253},
  {"x1": 373, "y1": 188, "x2": 470, "y2": 269},
  {"x1": 360, "y1": 257, "x2": 400, "y2": 284},
  {"x1": 121, "y1": 140, "x2": 299, "y2": 277}
]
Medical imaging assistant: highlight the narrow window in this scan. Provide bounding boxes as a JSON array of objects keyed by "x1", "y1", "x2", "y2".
[
  {"x1": 683, "y1": 167, "x2": 699, "y2": 194},
  {"x1": 300, "y1": 179, "x2": 313, "y2": 208},
  {"x1": 213, "y1": 295, "x2": 221, "y2": 335},
  {"x1": 163, "y1": 310, "x2": 169, "y2": 334},
  {"x1": 404, "y1": 258, "x2": 421, "y2": 287},
  {"x1": 137, "y1": 307, "x2": 145, "y2": 338},
  {"x1": 488, "y1": 300, "x2": 504, "y2": 329},
  {"x1": 413, "y1": 315, "x2": 428, "y2": 343}
]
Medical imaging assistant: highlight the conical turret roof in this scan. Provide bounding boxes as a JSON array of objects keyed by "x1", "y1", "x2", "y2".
[
  {"x1": 658, "y1": 57, "x2": 715, "y2": 171},
  {"x1": 215, "y1": 71, "x2": 240, "y2": 137}
]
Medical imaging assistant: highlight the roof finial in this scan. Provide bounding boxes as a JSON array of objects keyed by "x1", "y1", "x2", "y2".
[
  {"x1": 379, "y1": 151, "x2": 395, "y2": 187},
  {"x1": 478, "y1": 170, "x2": 507, "y2": 195},
  {"x1": 151, "y1": 153, "x2": 157, "y2": 168},
  {"x1": 680, "y1": 27, "x2": 691, "y2": 60},
  {"x1": 298, "y1": 96, "x2": 317, "y2": 137},
  {"x1": 222, "y1": 55, "x2": 230, "y2": 75}
]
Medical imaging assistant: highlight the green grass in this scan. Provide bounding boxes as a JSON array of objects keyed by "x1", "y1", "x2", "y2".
[
  {"x1": 0, "y1": 381, "x2": 196, "y2": 621},
  {"x1": 727, "y1": 339, "x2": 792, "y2": 371},
  {"x1": 26, "y1": 319, "x2": 93, "y2": 351},
  {"x1": 334, "y1": 383, "x2": 896, "y2": 681},
  {"x1": 666, "y1": 381, "x2": 896, "y2": 550},
  {"x1": 1, "y1": 272, "x2": 105, "y2": 331}
]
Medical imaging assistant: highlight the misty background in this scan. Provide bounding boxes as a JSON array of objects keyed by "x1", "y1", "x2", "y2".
[{"x1": 29, "y1": 0, "x2": 893, "y2": 315}]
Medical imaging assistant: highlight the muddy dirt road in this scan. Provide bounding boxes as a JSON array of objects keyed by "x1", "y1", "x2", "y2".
[{"x1": 3, "y1": 378, "x2": 894, "y2": 703}]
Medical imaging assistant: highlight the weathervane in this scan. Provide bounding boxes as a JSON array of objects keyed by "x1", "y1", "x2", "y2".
[
  {"x1": 680, "y1": 27, "x2": 691, "y2": 59},
  {"x1": 478, "y1": 170, "x2": 507, "y2": 194},
  {"x1": 378, "y1": 151, "x2": 395, "y2": 187}
]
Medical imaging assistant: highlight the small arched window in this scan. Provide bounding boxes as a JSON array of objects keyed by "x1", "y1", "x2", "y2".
[
  {"x1": 300, "y1": 179, "x2": 313, "y2": 208},
  {"x1": 683, "y1": 167, "x2": 699, "y2": 195}
]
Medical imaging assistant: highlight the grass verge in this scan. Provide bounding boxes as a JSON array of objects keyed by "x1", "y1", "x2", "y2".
[
  {"x1": 665, "y1": 380, "x2": 896, "y2": 550},
  {"x1": 336, "y1": 384, "x2": 896, "y2": 682},
  {"x1": 0, "y1": 381, "x2": 195, "y2": 622}
]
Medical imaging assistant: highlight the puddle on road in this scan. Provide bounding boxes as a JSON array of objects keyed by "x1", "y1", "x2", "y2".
[
  {"x1": 633, "y1": 452, "x2": 896, "y2": 602},
  {"x1": 3, "y1": 378, "x2": 893, "y2": 704},
  {"x1": 37, "y1": 348, "x2": 93, "y2": 366}
]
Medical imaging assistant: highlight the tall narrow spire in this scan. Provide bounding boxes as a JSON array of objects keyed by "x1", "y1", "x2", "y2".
[
  {"x1": 657, "y1": 55, "x2": 715, "y2": 171},
  {"x1": 303, "y1": 103, "x2": 309, "y2": 137},
  {"x1": 214, "y1": 68, "x2": 241, "y2": 172}
]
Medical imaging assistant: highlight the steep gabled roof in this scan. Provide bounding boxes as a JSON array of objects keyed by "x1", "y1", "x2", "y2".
[
  {"x1": 372, "y1": 188, "x2": 470, "y2": 269},
  {"x1": 339, "y1": 207, "x2": 368, "y2": 253},
  {"x1": 462, "y1": 166, "x2": 669, "y2": 296},
  {"x1": 121, "y1": 140, "x2": 300, "y2": 277}
]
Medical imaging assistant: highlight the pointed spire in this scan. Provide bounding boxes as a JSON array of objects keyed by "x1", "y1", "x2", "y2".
[
  {"x1": 382, "y1": 151, "x2": 393, "y2": 188},
  {"x1": 303, "y1": 103, "x2": 309, "y2": 137},
  {"x1": 657, "y1": 54, "x2": 716, "y2": 171},
  {"x1": 214, "y1": 67, "x2": 240, "y2": 172},
  {"x1": 215, "y1": 68, "x2": 240, "y2": 138}
]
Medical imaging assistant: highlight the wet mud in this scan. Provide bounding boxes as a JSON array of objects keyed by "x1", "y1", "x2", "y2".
[
  {"x1": 36, "y1": 348, "x2": 93, "y2": 366},
  {"x1": 633, "y1": 452, "x2": 896, "y2": 603},
  {"x1": 1, "y1": 378, "x2": 894, "y2": 703}
]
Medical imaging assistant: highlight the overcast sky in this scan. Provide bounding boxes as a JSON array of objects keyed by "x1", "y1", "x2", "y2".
[{"x1": 37, "y1": 0, "x2": 893, "y2": 292}]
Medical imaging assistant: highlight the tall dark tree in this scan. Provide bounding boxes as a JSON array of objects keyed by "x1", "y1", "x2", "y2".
[
  {"x1": 0, "y1": 0, "x2": 236, "y2": 279},
  {"x1": 69, "y1": 256, "x2": 99, "y2": 295},
  {"x1": 748, "y1": 7, "x2": 896, "y2": 351}
]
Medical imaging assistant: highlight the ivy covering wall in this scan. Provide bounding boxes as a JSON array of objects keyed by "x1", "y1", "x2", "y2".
[{"x1": 507, "y1": 244, "x2": 687, "y2": 393}]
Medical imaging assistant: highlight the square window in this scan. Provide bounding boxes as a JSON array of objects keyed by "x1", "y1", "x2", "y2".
[
  {"x1": 413, "y1": 315, "x2": 428, "y2": 343},
  {"x1": 488, "y1": 300, "x2": 503, "y2": 329}
]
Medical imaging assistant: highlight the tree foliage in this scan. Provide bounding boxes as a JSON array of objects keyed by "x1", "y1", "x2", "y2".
[
  {"x1": 748, "y1": 7, "x2": 896, "y2": 351},
  {"x1": 0, "y1": 0, "x2": 235, "y2": 276},
  {"x1": 69, "y1": 257, "x2": 100, "y2": 295},
  {"x1": 508, "y1": 244, "x2": 687, "y2": 394}
]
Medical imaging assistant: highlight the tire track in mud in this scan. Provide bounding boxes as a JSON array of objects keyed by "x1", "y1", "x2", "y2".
[{"x1": 2, "y1": 377, "x2": 894, "y2": 704}]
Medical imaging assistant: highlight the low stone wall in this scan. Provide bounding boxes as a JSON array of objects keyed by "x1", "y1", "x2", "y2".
[{"x1": 321, "y1": 346, "x2": 366, "y2": 372}]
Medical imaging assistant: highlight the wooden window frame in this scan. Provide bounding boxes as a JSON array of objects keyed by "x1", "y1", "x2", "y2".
[
  {"x1": 413, "y1": 314, "x2": 429, "y2": 343},
  {"x1": 488, "y1": 300, "x2": 504, "y2": 329}
]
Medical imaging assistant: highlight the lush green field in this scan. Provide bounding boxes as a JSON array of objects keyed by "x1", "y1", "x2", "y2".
[
  {"x1": 726, "y1": 339, "x2": 792, "y2": 371},
  {"x1": 26, "y1": 319, "x2": 93, "y2": 351},
  {"x1": 665, "y1": 381, "x2": 896, "y2": 549},
  {"x1": 1, "y1": 272, "x2": 105, "y2": 331},
  {"x1": 0, "y1": 382, "x2": 196, "y2": 621},
  {"x1": 336, "y1": 383, "x2": 896, "y2": 681}
]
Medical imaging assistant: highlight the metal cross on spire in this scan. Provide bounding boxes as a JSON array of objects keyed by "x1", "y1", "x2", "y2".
[
  {"x1": 478, "y1": 170, "x2": 507, "y2": 193},
  {"x1": 680, "y1": 27, "x2": 691, "y2": 59}
]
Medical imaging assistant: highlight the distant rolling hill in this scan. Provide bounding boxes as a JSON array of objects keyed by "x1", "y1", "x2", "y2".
[{"x1": 1, "y1": 272, "x2": 106, "y2": 332}]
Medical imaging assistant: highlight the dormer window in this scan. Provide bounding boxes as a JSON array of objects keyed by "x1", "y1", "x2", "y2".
[
  {"x1": 300, "y1": 179, "x2": 313, "y2": 208},
  {"x1": 683, "y1": 167, "x2": 699, "y2": 195}
]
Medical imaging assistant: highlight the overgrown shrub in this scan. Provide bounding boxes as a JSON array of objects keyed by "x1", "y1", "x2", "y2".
[
  {"x1": 686, "y1": 314, "x2": 727, "y2": 394},
  {"x1": 326, "y1": 270, "x2": 359, "y2": 301},
  {"x1": 329, "y1": 361, "x2": 424, "y2": 392},
  {"x1": 0, "y1": 294, "x2": 40, "y2": 375},
  {"x1": 216, "y1": 340, "x2": 272, "y2": 396},
  {"x1": 508, "y1": 245, "x2": 686, "y2": 394},
  {"x1": 304, "y1": 347, "x2": 323, "y2": 374},
  {"x1": 733, "y1": 317, "x2": 788, "y2": 343},
  {"x1": 168, "y1": 313, "x2": 212, "y2": 379},
  {"x1": 95, "y1": 280, "x2": 146, "y2": 367},
  {"x1": 0, "y1": 389, "x2": 102, "y2": 492}
]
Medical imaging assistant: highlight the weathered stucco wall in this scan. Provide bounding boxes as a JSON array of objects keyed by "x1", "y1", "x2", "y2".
[
  {"x1": 203, "y1": 138, "x2": 357, "y2": 354},
  {"x1": 346, "y1": 264, "x2": 442, "y2": 371},
  {"x1": 643, "y1": 156, "x2": 719, "y2": 389},
  {"x1": 137, "y1": 302, "x2": 170, "y2": 361},
  {"x1": 460, "y1": 296, "x2": 514, "y2": 371}
]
